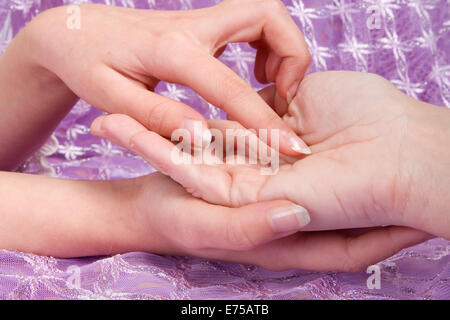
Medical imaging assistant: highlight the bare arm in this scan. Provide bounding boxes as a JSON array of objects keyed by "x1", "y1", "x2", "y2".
[
  {"x1": 0, "y1": 1, "x2": 314, "y2": 171},
  {"x1": 0, "y1": 171, "x2": 144, "y2": 257},
  {"x1": 90, "y1": 72, "x2": 450, "y2": 240},
  {"x1": 0, "y1": 24, "x2": 79, "y2": 169}
]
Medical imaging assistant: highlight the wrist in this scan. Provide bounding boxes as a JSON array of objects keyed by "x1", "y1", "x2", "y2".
[
  {"x1": 0, "y1": 5, "x2": 78, "y2": 106},
  {"x1": 0, "y1": 8, "x2": 79, "y2": 169},
  {"x1": 99, "y1": 177, "x2": 159, "y2": 255},
  {"x1": 110, "y1": 174, "x2": 186, "y2": 256},
  {"x1": 401, "y1": 99, "x2": 450, "y2": 238},
  {"x1": 21, "y1": 7, "x2": 68, "y2": 85}
]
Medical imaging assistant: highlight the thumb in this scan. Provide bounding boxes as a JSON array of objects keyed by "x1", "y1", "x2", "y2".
[{"x1": 164, "y1": 197, "x2": 311, "y2": 252}]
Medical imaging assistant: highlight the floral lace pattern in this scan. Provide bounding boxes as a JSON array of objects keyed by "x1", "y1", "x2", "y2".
[{"x1": 0, "y1": 0, "x2": 449, "y2": 299}]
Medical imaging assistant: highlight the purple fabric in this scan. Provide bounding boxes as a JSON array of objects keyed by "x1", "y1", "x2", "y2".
[{"x1": 0, "y1": 0, "x2": 449, "y2": 299}]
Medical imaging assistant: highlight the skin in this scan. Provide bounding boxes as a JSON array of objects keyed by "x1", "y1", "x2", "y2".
[
  {"x1": 0, "y1": 169, "x2": 429, "y2": 272},
  {"x1": 0, "y1": 0, "x2": 312, "y2": 171},
  {"x1": 0, "y1": 4, "x2": 446, "y2": 271},
  {"x1": 92, "y1": 71, "x2": 450, "y2": 270}
]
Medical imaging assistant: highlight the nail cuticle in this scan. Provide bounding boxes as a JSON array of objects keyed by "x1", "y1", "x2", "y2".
[{"x1": 268, "y1": 204, "x2": 310, "y2": 233}]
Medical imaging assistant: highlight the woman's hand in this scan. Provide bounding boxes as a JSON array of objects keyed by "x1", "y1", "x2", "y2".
[
  {"x1": 124, "y1": 173, "x2": 430, "y2": 272},
  {"x1": 92, "y1": 71, "x2": 450, "y2": 240},
  {"x1": 0, "y1": 169, "x2": 427, "y2": 272},
  {"x1": 24, "y1": 1, "x2": 309, "y2": 153}
]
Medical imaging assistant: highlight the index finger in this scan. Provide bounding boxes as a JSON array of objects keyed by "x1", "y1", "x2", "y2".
[
  {"x1": 173, "y1": 50, "x2": 311, "y2": 156},
  {"x1": 205, "y1": 0, "x2": 311, "y2": 98}
]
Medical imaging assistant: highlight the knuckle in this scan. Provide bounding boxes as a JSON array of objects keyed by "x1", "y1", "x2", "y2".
[
  {"x1": 283, "y1": 56, "x2": 309, "y2": 78},
  {"x1": 286, "y1": 51, "x2": 311, "y2": 73},
  {"x1": 144, "y1": 100, "x2": 170, "y2": 134},
  {"x1": 128, "y1": 131, "x2": 144, "y2": 150},
  {"x1": 160, "y1": 30, "x2": 189, "y2": 49},
  {"x1": 156, "y1": 31, "x2": 193, "y2": 69},
  {"x1": 258, "y1": 0, "x2": 286, "y2": 15}
]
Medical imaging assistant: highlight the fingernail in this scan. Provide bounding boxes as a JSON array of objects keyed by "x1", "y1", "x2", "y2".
[
  {"x1": 181, "y1": 119, "x2": 212, "y2": 146},
  {"x1": 286, "y1": 80, "x2": 300, "y2": 105},
  {"x1": 268, "y1": 204, "x2": 310, "y2": 233},
  {"x1": 202, "y1": 128, "x2": 212, "y2": 146},
  {"x1": 90, "y1": 116, "x2": 106, "y2": 135},
  {"x1": 282, "y1": 131, "x2": 311, "y2": 154}
]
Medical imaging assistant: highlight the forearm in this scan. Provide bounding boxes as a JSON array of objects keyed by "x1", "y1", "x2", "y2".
[
  {"x1": 0, "y1": 171, "x2": 146, "y2": 257},
  {"x1": 0, "y1": 19, "x2": 78, "y2": 170},
  {"x1": 403, "y1": 99, "x2": 450, "y2": 239}
]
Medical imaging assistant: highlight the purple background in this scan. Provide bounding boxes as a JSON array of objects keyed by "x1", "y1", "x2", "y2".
[{"x1": 0, "y1": 0, "x2": 449, "y2": 299}]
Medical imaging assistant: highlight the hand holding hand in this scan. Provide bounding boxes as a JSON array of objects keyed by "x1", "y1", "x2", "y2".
[
  {"x1": 121, "y1": 172, "x2": 429, "y2": 272},
  {"x1": 21, "y1": 0, "x2": 311, "y2": 155},
  {"x1": 91, "y1": 71, "x2": 447, "y2": 271},
  {"x1": 93, "y1": 71, "x2": 450, "y2": 236}
]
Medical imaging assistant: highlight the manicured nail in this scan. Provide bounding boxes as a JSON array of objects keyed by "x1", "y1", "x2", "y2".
[
  {"x1": 282, "y1": 130, "x2": 311, "y2": 154},
  {"x1": 181, "y1": 119, "x2": 212, "y2": 146},
  {"x1": 202, "y1": 128, "x2": 212, "y2": 146},
  {"x1": 286, "y1": 80, "x2": 300, "y2": 105},
  {"x1": 268, "y1": 204, "x2": 311, "y2": 233}
]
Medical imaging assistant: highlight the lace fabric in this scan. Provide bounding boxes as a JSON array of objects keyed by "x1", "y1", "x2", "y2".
[{"x1": 0, "y1": 0, "x2": 449, "y2": 299}]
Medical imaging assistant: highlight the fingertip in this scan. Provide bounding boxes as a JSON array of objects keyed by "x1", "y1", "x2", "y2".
[
  {"x1": 241, "y1": 200, "x2": 311, "y2": 239},
  {"x1": 267, "y1": 203, "x2": 311, "y2": 233},
  {"x1": 179, "y1": 118, "x2": 212, "y2": 147},
  {"x1": 278, "y1": 129, "x2": 311, "y2": 156}
]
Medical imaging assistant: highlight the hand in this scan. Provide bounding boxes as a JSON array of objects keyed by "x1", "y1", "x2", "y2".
[
  {"x1": 124, "y1": 173, "x2": 430, "y2": 272},
  {"x1": 20, "y1": 1, "x2": 311, "y2": 155},
  {"x1": 90, "y1": 71, "x2": 449, "y2": 271},
  {"x1": 0, "y1": 166, "x2": 427, "y2": 271},
  {"x1": 91, "y1": 71, "x2": 450, "y2": 239}
]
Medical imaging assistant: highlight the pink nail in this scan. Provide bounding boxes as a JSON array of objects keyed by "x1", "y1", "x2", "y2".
[
  {"x1": 281, "y1": 130, "x2": 311, "y2": 155},
  {"x1": 181, "y1": 119, "x2": 212, "y2": 146}
]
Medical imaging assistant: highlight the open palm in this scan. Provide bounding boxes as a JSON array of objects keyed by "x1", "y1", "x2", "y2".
[
  {"x1": 90, "y1": 71, "x2": 431, "y2": 271},
  {"x1": 97, "y1": 71, "x2": 418, "y2": 231}
]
